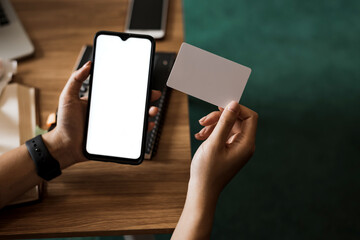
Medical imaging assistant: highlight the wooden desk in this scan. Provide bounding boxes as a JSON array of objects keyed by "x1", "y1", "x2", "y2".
[{"x1": 0, "y1": 0, "x2": 190, "y2": 238}]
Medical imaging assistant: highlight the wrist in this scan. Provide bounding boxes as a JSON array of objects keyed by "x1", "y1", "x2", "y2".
[
  {"x1": 187, "y1": 179, "x2": 220, "y2": 207},
  {"x1": 175, "y1": 179, "x2": 219, "y2": 240},
  {"x1": 42, "y1": 131, "x2": 75, "y2": 169}
]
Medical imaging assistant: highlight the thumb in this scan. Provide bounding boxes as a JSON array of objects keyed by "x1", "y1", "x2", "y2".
[
  {"x1": 209, "y1": 101, "x2": 240, "y2": 145},
  {"x1": 61, "y1": 61, "x2": 91, "y2": 100}
]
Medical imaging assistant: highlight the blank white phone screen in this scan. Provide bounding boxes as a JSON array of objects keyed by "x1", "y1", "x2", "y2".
[{"x1": 86, "y1": 34, "x2": 152, "y2": 159}]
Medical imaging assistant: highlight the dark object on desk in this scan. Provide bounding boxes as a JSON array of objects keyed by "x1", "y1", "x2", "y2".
[
  {"x1": 0, "y1": 2, "x2": 10, "y2": 25},
  {"x1": 73, "y1": 45, "x2": 176, "y2": 159},
  {"x1": 125, "y1": 0, "x2": 169, "y2": 39},
  {"x1": 145, "y1": 52, "x2": 176, "y2": 158}
]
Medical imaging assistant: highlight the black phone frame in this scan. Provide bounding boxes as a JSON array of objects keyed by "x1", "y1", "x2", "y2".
[{"x1": 83, "y1": 31, "x2": 155, "y2": 165}]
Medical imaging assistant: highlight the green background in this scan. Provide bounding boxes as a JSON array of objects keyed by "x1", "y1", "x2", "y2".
[
  {"x1": 30, "y1": 0, "x2": 360, "y2": 239},
  {"x1": 184, "y1": 0, "x2": 360, "y2": 239}
]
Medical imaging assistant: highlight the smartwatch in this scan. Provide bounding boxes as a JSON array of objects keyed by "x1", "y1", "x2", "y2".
[{"x1": 25, "y1": 135, "x2": 62, "y2": 181}]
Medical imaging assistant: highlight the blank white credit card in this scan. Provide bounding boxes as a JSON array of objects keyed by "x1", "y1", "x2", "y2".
[{"x1": 166, "y1": 42, "x2": 251, "y2": 108}]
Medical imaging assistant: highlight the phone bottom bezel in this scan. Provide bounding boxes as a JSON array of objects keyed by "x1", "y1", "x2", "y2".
[{"x1": 83, "y1": 151, "x2": 144, "y2": 165}]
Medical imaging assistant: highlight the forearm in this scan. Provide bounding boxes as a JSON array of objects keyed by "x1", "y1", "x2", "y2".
[
  {"x1": 171, "y1": 180, "x2": 219, "y2": 240},
  {"x1": 0, "y1": 144, "x2": 41, "y2": 208},
  {"x1": 0, "y1": 131, "x2": 73, "y2": 208}
]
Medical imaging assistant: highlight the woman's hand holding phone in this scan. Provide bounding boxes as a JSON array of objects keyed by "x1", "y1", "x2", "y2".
[{"x1": 42, "y1": 62, "x2": 161, "y2": 169}]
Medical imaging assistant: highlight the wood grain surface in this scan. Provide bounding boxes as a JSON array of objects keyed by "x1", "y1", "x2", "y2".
[{"x1": 0, "y1": 0, "x2": 190, "y2": 238}]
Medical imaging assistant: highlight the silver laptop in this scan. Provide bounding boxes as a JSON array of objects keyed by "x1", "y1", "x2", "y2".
[{"x1": 0, "y1": 0, "x2": 34, "y2": 60}]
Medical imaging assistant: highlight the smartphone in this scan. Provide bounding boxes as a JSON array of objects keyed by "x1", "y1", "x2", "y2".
[
  {"x1": 125, "y1": 0, "x2": 169, "y2": 39},
  {"x1": 83, "y1": 31, "x2": 155, "y2": 165}
]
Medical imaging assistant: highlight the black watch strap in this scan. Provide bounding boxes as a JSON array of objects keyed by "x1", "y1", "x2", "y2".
[{"x1": 26, "y1": 135, "x2": 62, "y2": 181}]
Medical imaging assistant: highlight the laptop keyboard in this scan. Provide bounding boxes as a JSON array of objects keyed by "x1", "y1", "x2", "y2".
[{"x1": 0, "y1": 3, "x2": 10, "y2": 26}]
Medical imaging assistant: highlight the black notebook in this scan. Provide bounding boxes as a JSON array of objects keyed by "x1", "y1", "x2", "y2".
[{"x1": 74, "y1": 45, "x2": 176, "y2": 159}]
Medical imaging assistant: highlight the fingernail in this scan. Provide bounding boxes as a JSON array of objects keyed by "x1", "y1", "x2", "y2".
[
  {"x1": 84, "y1": 61, "x2": 91, "y2": 67},
  {"x1": 199, "y1": 127, "x2": 207, "y2": 136},
  {"x1": 226, "y1": 101, "x2": 239, "y2": 113},
  {"x1": 199, "y1": 116, "x2": 206, "y2": 123}
]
